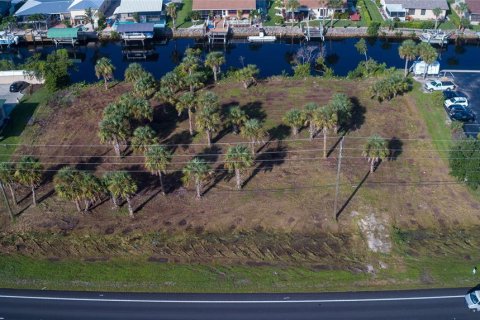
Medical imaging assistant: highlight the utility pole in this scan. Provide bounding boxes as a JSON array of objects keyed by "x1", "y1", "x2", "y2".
[{"x1": 333, "y1": 136, "x2": 344, "y2": 220}]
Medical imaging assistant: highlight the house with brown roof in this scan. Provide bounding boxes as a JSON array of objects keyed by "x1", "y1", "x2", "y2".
[
  {"x1": 192, "y1": 0, "x2": 257, "y2": 19},
  {"x1": 465, "y1": 0, "x2": 480, "y2": 25},
  {"x1": 275, "y1": 0, "x2": 348, "y2": 21}
]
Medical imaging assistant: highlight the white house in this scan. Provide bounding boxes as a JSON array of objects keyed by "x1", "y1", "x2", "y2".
[
  {"x1": 69, "y1": 0, "x2": 113, "y2": 26},
  {"x1": 381, "y1": 0, "x2": 449, "y2": 21},
  {"x1": 113, "y1": 0, "x2": 165, "y2": 26},
  {"x1": 276, "y1": 0, "x2": 348, "y2": 20},
  {"x1": 192, "y1": 0, "x2": 257, "y2": 20}
]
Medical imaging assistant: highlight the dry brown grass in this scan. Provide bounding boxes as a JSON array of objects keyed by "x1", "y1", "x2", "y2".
[{"x1": 4, "y1": 77, "x2": 480, "y2": 240}]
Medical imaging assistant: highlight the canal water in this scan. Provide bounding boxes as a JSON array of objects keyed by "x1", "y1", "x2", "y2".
[{"x1": 1, "y1": 37, "x2": 480, "y2": 82}]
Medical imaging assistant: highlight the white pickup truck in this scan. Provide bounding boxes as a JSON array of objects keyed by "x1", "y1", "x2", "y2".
[{"x1": 424, "y1": 80, "x2": 456, "y2": 92}]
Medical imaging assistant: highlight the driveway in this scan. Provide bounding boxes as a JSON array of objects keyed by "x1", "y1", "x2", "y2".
[{"x1": 0, "y1": 84, "x2": 24, "y2": 116}]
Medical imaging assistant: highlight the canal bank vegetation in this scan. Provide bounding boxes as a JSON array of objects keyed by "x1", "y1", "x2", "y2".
[{"x1": 1, "y1": 43, "x2": 480, "y2": 292}]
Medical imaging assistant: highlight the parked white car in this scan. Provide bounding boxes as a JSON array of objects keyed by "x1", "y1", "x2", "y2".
[
  {"x1": 445, "y1": 97, "x2": 469, "y2": 108},
  {"x1": 465, "y1": 291, "x2": 480, "y2": 311}
]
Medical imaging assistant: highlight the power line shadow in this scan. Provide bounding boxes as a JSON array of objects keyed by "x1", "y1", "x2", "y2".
[{"x1": 336, "y1": 170, "x2": 370, "y2": 221}]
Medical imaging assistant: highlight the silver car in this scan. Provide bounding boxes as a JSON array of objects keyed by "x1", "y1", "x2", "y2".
[
  {"x1": 465, "y1": 291, "x2": 480, "y2": 311},
  {"x1": 445, "y1": 97, "x2": 469, "y2": 108}
]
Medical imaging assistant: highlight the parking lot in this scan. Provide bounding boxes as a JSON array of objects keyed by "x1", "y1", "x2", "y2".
[
  {"x1": 419, "y1": 73, "x2": 480, "y2": 137},
  {"x1": 0, "y1": 84, "x2": 24, "y2": 116}
]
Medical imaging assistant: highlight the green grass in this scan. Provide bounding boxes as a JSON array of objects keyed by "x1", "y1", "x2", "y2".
[
  {"x1": 0, "y1": 87, "x2": 49, "y2": 162},
  {"x1": 362, "y1": 0, "x2": 384, "y2": 23},
  {"x1": 409, "y1": 82, "x2": 451, "y2": 158},
  {"x1": 175, "y1": 0, "x2": 193, "y2": 28}
]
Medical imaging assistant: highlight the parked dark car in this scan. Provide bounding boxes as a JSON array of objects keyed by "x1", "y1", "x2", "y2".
[
  {"x1": 443, "y1": 91, "x2": 467, "y2": 100},
  {"x1": 445, "y1": 104, "x2": 467, "y2": 114},
  {"x1": 449, "y1": 105, "x2": 476, "y2": 122},
  {"x1": 9, "y1": 81, "x2": 29, "y2": 93}
]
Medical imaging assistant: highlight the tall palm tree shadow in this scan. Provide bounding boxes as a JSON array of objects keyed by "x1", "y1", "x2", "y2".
[
  {"x1": 242, "y1": 144, "x2": 288, "y2": 187},
  {"x1": 336, "y1": 170, "x2": 370, "y2": 221}
]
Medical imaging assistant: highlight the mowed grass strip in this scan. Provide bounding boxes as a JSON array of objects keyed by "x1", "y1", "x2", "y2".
[{"x1": 0, "y1": 87, "x2": 50, "y2": 162}]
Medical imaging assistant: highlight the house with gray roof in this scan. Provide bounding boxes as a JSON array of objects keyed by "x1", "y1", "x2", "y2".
[
  {"x1": 14, "y1": 0, "x2": 113, "y2": 28},
  {"x1": 113, "y1": 0, "x2": 165, "y2": 27},
  {"x1": 380, "y1": 0, "x2": 449, "y2": 21}
]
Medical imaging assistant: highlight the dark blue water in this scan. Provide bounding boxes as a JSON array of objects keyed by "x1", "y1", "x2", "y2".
[{"x1": 1, "y1": 38, "x2": 480, "y2": 82}]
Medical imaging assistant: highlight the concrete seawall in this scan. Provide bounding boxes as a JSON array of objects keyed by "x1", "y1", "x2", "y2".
[{"x1": 0, "y1": 71, "x2": 44, "y2": 85}]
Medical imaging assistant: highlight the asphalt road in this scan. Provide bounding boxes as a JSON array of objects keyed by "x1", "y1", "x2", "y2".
[{"x1": 0, "y1": 288, "x2": 477, "y2": 320}]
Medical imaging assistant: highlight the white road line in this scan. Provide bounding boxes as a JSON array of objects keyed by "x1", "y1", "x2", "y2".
[{"x1": 0, "y1": 295, "x2": 465, "y2": 304}]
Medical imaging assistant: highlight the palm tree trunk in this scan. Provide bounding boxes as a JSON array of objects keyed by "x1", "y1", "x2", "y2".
[
  {"x1": 0, "y1": 183, "x2": 14, "y2": 221},
  {"x1": 330, "y1": 9, "x2": 334, "y2": 28},
  {"x1": 423, "y1": 64, "x2": 428, "y2": 79},
  {"x1": 235, "y1": 168, "x2": 242, "y2": 189},
  {"x1": 31, "y1": 185, "x2": 37, "y2": 207},
  {"x1": 126, "y1": 196, "x2": 134, "y2": 218},
  {"x1": 243, "y1": 81, "x2": 248, "y2": 89},
  {"x1": 323, "y1": 129, "x2": 327, "y2": 158},
  {"x1": 7, "y1": 183, "x2": 17, "y2": 205},
  {"x1": 195, "y1": 178, "x2": 202, "y2": 199},
  {"x1": 370, "y1": 160, "x2": 375, "y2": 173},
  {"x1": 75, "y1": 199, "x2": 82, "y2": 212},
  {"x1": 293, "y1": 126, "x2": 298, "y2": 136},
  {"x1": 364, "y1": 52, "x2": 368, "y2": 62},
  {"x1": 113, "y1": 139, "x2": 121, "y2": 157},
  {"x1": 206, "y1": 131, "x2": 211, "y2": 146},
  {"x1": 309, "y1": 123, "x2": 315, "y2": 141},
  {"x1": 435, "y1": 18, "x2": 438, "y2": 30},
  {"x1": 213, "y1": 67, "x2": 218, "y2": 83},
  {"x1": 251, "y1": 141, "x2": 256, "y2": 155},
  {"x1": 84, "y1": 200, "x2": 90, "y2": 212},
  {"x1": 188, "y1": 108, "x2": 194, "y2": 135},
  {"x1": 404, "y1": 58, "x2": 409, "y2": 77},
  {"x1": 158, "y1": 171, "x2": 165, "y2": 195},
  {"x1": 104, "y1": 77, "x2": 108, "y2": 90},
  {"x1": 110, "y1": 193, "x2": 119, "y2": 209}
]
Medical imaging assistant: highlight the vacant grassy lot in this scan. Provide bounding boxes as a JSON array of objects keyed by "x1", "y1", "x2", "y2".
[{"x1": 0, "y1": 77, "x2": 479, "y2": 294}]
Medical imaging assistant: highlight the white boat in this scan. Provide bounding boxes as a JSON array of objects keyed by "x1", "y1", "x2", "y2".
[
  {"x1": 419, "y1": 31, "x2": 450, "y2": 45},
  {"x1": 248, "y1": 31, "x2": 276, "y2": 42},
  {"x1": 0, "y1": 32, "x2": 19, "y2": 47}
]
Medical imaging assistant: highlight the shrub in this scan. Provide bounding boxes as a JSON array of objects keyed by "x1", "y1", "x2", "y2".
[
  {"x1": 293, "y1": 63, "x2": 311, "y2": 78},
  {"x1": 273, "y1": 15, "x2": 284, "y2": 25},
  {"x1": 449, "y1": 138, "x2": 480, "y2": 190},
  {"x1": 347, "y1": 59, "x2": 390, "y2": 79},
  {"x1": 369, "y1": 73, "x2": 410, "y2": 101},
  {"x1": 367, "y1": 22, "x2": 381, "y2": 37}
]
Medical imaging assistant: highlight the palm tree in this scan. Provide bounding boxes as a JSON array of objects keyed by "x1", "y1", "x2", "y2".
[
  {"x1": 103, "y1": 171, "x2": 137, "y2": 217},
  {"x1": 228, "y1": 105, "x2": 248, "y2": 134},
  {"x1": 181, "y1": 48, "x2": 202, "y2": 76},
  {"x1": 0, "y1": 162, "x2": 18, "y2": 206},
  {"x1": 303, "y1": 102, "x2": 319, "y2": 140},
  {"x1": 184, "y1": 71, "x2": 205, "y2": 93},
  {"x1": 54, "y1": 167, "x2": 83, "y2": 212},
  {"x1": 182, "y1": 158, "x2": 211, "y2": 199},
  {"x1": 144, "y1": 146, "x2": 172, "y2": 195},
  {"x1": 14, "y1": 156, "x2": 43, "y2": 207},
  {"x1": 205, "y1": 52, "x2": 226, "y2": 83},
  {"x1": 78, "y1": 172, "x2": 104, "y2": 212},
  {"x1": 224, "y1": 145, "x2": 254, "y2": 189},
  {"x1": 355, "y1": 38, "x2": 368, "y2": 61},
  {"x1": 99, "y1": 113, "x2": 131, "y2": 157},
  {"x1": 167, "y1": 3, "x2": 178, "y2": 29},
  {"x1": 176, "y1": 92, "x2": 197, "y2": 135},
  {"x1": 327, "y1": 0, "x2": 344, "y2": 28},
  {"x1": 241, "y1": 118, "x2": 266, "y2": 155},
  {"x1": 133, "y1": 73, "x2": 157, "y2": 99},
  {"x1": 329, "y1": 93, "x2": 352, "y2": 132},
  {"x1": 283, "y1": 109, "x2": 306, "y2": 136},
  {"x1": 417, "y1": 43, "x2": 438, "y2": 79},
  {"x1": 398, "y1": 40, "x2": 418, "y2": 77},
  {"x1": 131, "y1": 126, "x2": 159, "y2": 153},
  {"x1": 95, "y1": 57, "x2": 115, "y2": 90},
  {"x1": 432, "y1": 7, "x2": 443, "y2": 29},
  {"x1": 286, "y1": 0, "x2": 300, "y2": 25},
  {"x1": 125, "y1": 63, "x2": 146, "y2": 83},
  {"x1": 456, "y1": 2, "x2": 469, "y2": 18},
  {"x1": 0, "y1": 162, "x2": 15, "y2": 220},
  {"x1": 313, "y1": 106, "x2": 338, "y2": 158},
  {"x1": 196, "y1": 105, "x2": 221, "y2": 146},
  {"x1": 234, "y1": 65, "x2": 259, "y2": 89},
  {"x1": 119, "y1": 94, "x2": 153, "y2": 122},
  {"x1": 363, "y1": 135, "x2": 389, "y2": 173}
]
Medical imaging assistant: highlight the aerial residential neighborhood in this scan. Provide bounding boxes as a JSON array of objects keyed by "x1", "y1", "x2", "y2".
[{"x1": 2, "y1": 0, "x2": 480, "y2": 319}]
